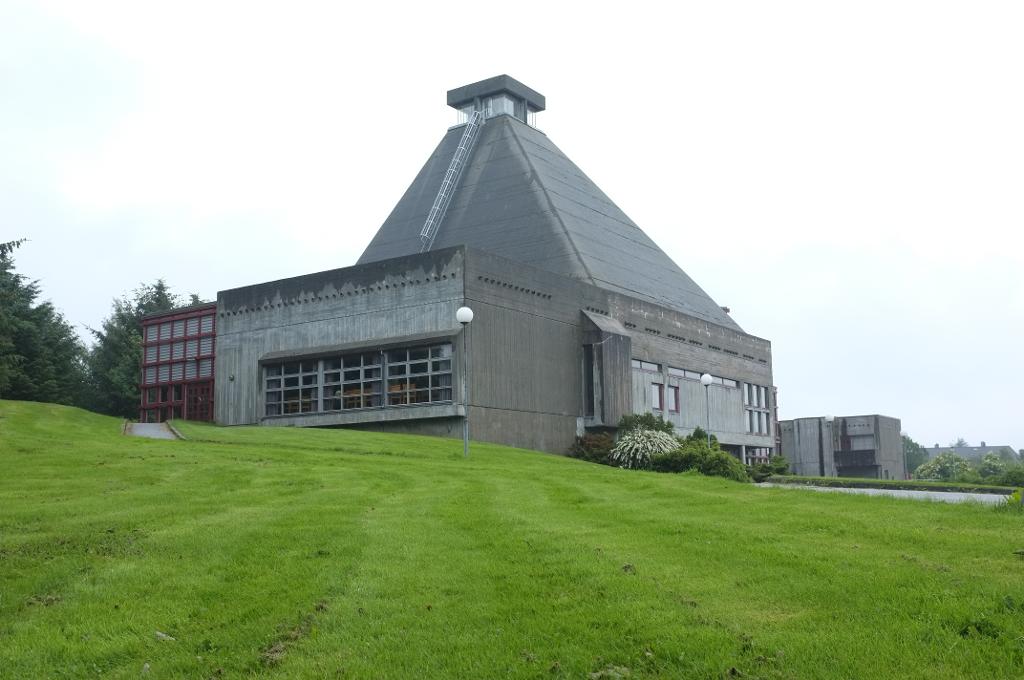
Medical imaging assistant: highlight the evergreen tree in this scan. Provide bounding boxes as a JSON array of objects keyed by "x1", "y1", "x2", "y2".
[
  {"x1": 0, "y1": 241, "x2": 87, "y2": 404},
  {"x1": 85, "y1": 280, "x2": 182, "y2": 417},
  {"x1": 902, "y1": 434, "x2": 928, "y2": 474}
]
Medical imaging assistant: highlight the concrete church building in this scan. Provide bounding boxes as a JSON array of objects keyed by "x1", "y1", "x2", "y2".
[{"x1": 205, "y1": 75, "x2": 776, "y2": 458}]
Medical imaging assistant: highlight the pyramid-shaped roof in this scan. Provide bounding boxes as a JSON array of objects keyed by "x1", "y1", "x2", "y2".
[{"x1": 358, "y1": 80, "x2": 741, "y2": 332}]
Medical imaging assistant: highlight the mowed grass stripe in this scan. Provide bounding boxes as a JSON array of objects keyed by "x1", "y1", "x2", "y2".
[{"x1": 1, "y1": 400, "x2": 1023, "y2": 679}]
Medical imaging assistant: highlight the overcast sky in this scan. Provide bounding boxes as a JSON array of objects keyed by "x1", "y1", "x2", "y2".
[{"x1": 3, "y1": 1, "x2": 1021, "y2": 449}]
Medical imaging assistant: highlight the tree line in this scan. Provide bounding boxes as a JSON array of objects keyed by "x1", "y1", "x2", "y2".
[
  {"x1": 0, "y1": 239, "x2": 199, "y2": 418},
  {"x1": 903, "y1": 432, "x2": 1023, "y2": 487}
]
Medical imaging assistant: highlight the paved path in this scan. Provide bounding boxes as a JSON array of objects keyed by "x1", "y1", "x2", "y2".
[
  {"x1": 759, "y1": 482, "x2": 1009, "y2": 505},
  {"x1": 128, "y1": 423, "x2": 178, "y2": 440}
]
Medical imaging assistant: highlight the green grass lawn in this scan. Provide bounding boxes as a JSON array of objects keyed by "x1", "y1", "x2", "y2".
[{"x1": 1, "y1": 400, "x2": 1022, "y2": 679}]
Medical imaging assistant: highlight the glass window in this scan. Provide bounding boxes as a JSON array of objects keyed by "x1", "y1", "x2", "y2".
[
  {"x1": 158, "y1": 344, "x2": 171, "y2": 361},
  {"x1": 651, "y1": 383, "x2": 663, "y2": 410},
  {"x1": 198, "y1": 359, "x2": 212, "y2": 378},
  {"x1": 632, "y1": 359, "x2": 660, "y2": 372},
  {"x1": 171, "y1": 342, "x2": 184, "y2": 360},
  {"x1": 385, "y1": 344, "x2": 453, "y2": 407},
  {"x1": 186, "y1": 318, "x2": 199, "y2": 336},
  {"x1": 200, "y1": 337, "x2": 213, "y2": 356},
  {"x1": 159, "y1": 322, "x2": 172, "y2": 340},
  {"x1": 185, "y1": 361, "x2": 197, "y2": 380},
  {"x1": 145, "y1": 346, "x2": 157, "y2": 363},
  {"x1": 667, "y1": 386, "x2": 678, "y2": 412},
  {"x1": 172, "y1": 320, "x2": 185, "y2": 338},
  {"x1": 186, "y1": 339, "x2": 198, "y2": 358},
  {"x1": 200, "y1": 316, "x2": 214, "y2": 334},
  {"x1": 144, "y1": 367, "x2": 156, "y2": 384},
  {"x1": 171, "y1": 363, "x2": 183, "y2": 381},
  {"x1": 264, "y1": 344, "x2": 451, "y2": 416},
  {"x1": 145, "y1": 325, "x2": 158, "y2": 342},
  {"x1": 158, "y1": 365, "x2": 170, "y2": 382}
]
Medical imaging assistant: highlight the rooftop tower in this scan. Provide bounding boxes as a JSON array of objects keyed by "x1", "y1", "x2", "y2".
[{"x1": 358, "y1": 75, "x2": 740, "y2": 331}]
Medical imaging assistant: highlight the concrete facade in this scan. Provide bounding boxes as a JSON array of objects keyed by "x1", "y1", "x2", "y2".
[
  {"x1": 779, "y1": 415, "x2": 905, "y2": 479},
  {"x1": 210, "y1": 75, "x2": 778, "y2": 457},
  {"x1": 214, "y1": 246, "x2": 775, "y2": 455}
]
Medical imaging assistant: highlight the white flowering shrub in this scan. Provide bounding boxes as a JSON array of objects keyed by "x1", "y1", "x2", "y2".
[{"x1": 611, "y1": 429, "x2": 679, "y2": 470}]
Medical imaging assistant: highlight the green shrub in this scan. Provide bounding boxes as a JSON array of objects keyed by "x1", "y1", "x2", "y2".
[
  {"x1": 617, "y1": 413, "x2": 674, "y2": 434},
  {"x1": 650, "y1": 447, "x2": 698, "y2": 473},
  {"x1": 568, "y1": 433, "x2": 615, "y2": 465},
  {"x1": 978, "y1": 453, "x2": 1008, "y2": 480},
  {"x1": 914, "y1": 453, "x2": 973, "y2": 481},
  {"x1": 697, "y1": 449, "x2": 750, "y2": 482},
  {"x1": 748, "y1": 455, "x2": 790, "y2": 483},
  {"x1": 685, "y1": 426, "x2": 717, "y2": 446},
  {"x1": 996, "y1": 489, "x2": 1024, "y2": 514},
  {"x1": 650, "y1": 439, "x2": 749, "y2": 482},
  {"x1": 611, "y1": 429, "x2": 678, "y2": 470},
  {"x1": 999, "y1": 466, "x2": 1024, "y2": 487}
]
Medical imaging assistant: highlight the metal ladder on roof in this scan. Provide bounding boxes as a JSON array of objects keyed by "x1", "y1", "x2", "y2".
[{"x1": 420, "y1": 110, "x2": 485, "y2": 252}]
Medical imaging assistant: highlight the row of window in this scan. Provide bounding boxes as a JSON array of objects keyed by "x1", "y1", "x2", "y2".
[
  {"x1": 747, "y1": 410, "x2": 772, "y2": 435},
  {"x1": 456, "y1": 95, "x2": 539, "y2": 126},
  {"x1": 143, "y1": 359, "x2": 213, "y2": 385},
  {"x1": 264, "y1": 344, "x2": 454, "y2": 417},
  {"x1": 145, "y1": 385, "x2": 183, "y2": 405},
  {"x1": 143, "y1": 337, "x2": 214, "y2": 364},
  {"x1": 743, "y1": 383, "x2": 769, "y2": 409},
  {"x1": 650, "y1": 383, "x2": 679, "y2": 413},
  {"x1": 631, "y1": 359, "x2": 741, "y2": 389},
  {"x1": 743, "y1": 382, "x2": 771, "y2": 435},
  {"x1": 746, "y1": 447, "x2": 772, "y2": 465},
  {"x1": 648, "y1": 379, "x2": 772, "y2": 437},
  {"x1": 144, "y1": 315, "x2": 214, "y2": 342}
]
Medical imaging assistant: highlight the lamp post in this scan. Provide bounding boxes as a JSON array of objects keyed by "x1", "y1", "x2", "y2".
[
  {"x1": 700, "y1": 373, "x2": 713, "y2": 447},
  {"x1": 456, "y1": 306, "x2": 474, "y2": 458}
]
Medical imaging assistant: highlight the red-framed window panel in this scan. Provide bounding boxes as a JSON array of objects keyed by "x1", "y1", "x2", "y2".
[{"x1": 139, "y1": 304, "x2": 217, "y2": 423}]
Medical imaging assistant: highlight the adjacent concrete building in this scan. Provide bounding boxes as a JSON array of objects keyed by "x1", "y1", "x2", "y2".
[
  {"x1": 779, "y1": 415, "x2": 905, "y2": 479},
  {"x1": 207, "y1": 75, "x2": 777, "y2": 457}
]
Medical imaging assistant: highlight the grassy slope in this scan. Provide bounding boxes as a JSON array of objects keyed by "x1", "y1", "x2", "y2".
[{"x1": 0, "y1": 401, "x2": 1021, "y2": 679}]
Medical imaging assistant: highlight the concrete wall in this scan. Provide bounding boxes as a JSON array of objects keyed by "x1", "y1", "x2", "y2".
[
  {"x1": 624, "y1": 305, "x2": 774, "y2": 449},
  {"x1": 779, "y1": 418, "x2": 835, "y2": 477},
  {"x1": 780, "y1": 415, "x2": 905, "y2": 479},
  {"x1": 463, "y1": 250, "x2": 589, "y2": 453},
  {"x1": 462, "y1": 248, "x2": 777, "y2": 453},
  {"x1": 216, "y1": 249, "x2": 466, "y2": 426},
  {"x1": 838, "y1": 415, "x2": 904, "y2": 480},
  {"x1": 214, "y1": 245, "x2": 776, "y2": 456}
]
